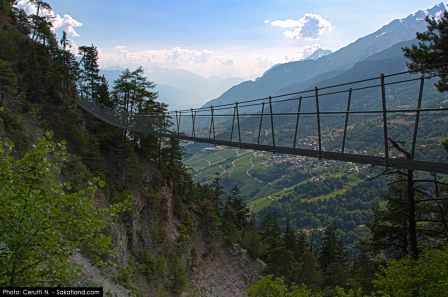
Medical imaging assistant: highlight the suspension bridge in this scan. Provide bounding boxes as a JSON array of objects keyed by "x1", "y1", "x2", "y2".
[{"x1": 78, "y1": 68, "x2": 448, "y2": 174}]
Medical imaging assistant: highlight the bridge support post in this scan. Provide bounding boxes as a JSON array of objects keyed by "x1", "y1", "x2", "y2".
[
  {"x1": 211, "y1": 106, "x2": 216, "y2": 143},
  {"x1": 341, "y1": 88, "x2": 352, "y2": 153},
  {"x1": 315, "y1": 88, "x2": 322, "y2": 158},
  {"x1": 257, "y1": 102, "x2": 265, "y2": 145},
  {"x1": 230, "y1": 104, "x2": 236, "y2": 141},
  {"x1": 411, "y1": 76, "x2": 425, "y2": 160},
  {"x1": 208, "y1": 106, "x2": 215, "y2": 140},
  {"x1": 269, "y1": 96, "x2": 275, "y2": 152},
  {"x1": 381, "y1": 74, "x2": 389, "y2": 167},
  {"x1": 175, "y1": 111, "x2": 180, "y2": 136},
  {"x1": 293, "y1": 97, "x2": 302, "y2": 149},
  {"x1": 236, "y1": 102, "x2": 241, "y2": 147},
  {"x1": 178, "y1": 111, "x2": 182, "y2": 135},
  {"x1": 191, "y1": 109, "x2": 196, "y2": 140}
]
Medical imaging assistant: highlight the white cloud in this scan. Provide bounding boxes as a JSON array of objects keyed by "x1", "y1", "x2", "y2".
[
  {"x1": 266, "y1": 13, "x2": 332, "y2": 40},
  {"x1": 99, "y1": 46, "x2": 241, "y2": 76},
  {"x1": 98, "y1": 45, "x2": 318, "y2": 79},
  {"x1": 15, "y1": 0, "x2": 83, "y2": 46},
  {"x1": 53, "y1": 14, "x2": 83, "y2": 39}
]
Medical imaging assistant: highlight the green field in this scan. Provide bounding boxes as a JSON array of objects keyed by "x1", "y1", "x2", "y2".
[
  {"x1": 183, "y1": 143, "x2": 387, "y2": 245},
  {"x1": 183, "y1": 143, "x2": 370, "y2": 208},
  {"x1": 184, "y1": 146, "x2": 285, "y2": 201}
]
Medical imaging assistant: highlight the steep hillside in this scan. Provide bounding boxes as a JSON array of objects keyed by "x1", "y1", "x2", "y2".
[{"x1": 0, "y1": 5, "x2": 263, "y2": 296}]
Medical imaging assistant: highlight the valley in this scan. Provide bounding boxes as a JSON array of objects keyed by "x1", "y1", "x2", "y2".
[{"x1": 1, "y1": 1, "x2": 448, "y2": 296}]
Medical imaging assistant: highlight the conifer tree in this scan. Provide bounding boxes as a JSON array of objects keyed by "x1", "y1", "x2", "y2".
[
  {"x1": 211, "y1": 171, "x2": 223, "y2": 201},
  {"x1": 368, "y1": 180, "x2": 410, "y2": 258},
  {"x1": 403, "y1": 10, "x2": 448, "y2": 91},
  {"x1": 58, "y1": 31, "x2": 79, "y2": 100},
  {"x1": 0, "y1": 59, "x2": 17, "y2": 105},
  {"x1": 78, "y1": 45, "x2": 101, "y2": 102},
  {"x1": 318, "y1": 225, "x2": 348, "y2": 287}
]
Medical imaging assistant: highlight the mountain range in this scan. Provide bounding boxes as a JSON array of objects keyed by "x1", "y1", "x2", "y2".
[
  {"x1": 183, "y1": 2, "x2": 448, "y2": 245},
  {"x1": 101, "y1": 68, "x2": 244, "y2": 110},
  {"x1": 202, "y1": 3, "x2": 446, "y2": 109}
]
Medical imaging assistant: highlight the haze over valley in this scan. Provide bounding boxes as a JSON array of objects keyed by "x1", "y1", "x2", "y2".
[{"x1": 1, "y1": 1, "x2": 448, "y2": 296}]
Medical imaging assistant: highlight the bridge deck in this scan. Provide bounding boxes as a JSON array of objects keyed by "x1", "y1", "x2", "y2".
[{"x1": 78, "y1": 69, "x2": 448, "y2": 174}]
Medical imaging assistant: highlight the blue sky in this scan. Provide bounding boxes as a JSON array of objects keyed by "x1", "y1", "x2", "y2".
[{"x1": 37, "y1": 0, "x2": 446, "y2": 78}]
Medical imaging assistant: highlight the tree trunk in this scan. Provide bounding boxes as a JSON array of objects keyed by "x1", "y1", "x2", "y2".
[{"x1": 407, "y1": 169, "x2": 418, "y2": 259}]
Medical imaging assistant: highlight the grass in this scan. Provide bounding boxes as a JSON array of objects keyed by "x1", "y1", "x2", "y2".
[
  {"x1": 184, "y1": 145, "x2": 368, "y2": 213},
  {"x1": 248, "y1": 173, "x2": 362, "y2": 212}
]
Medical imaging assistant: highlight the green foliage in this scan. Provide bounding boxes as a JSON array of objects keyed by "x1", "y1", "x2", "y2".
[
  {"x1": 0, "y1": 133, "x2": 130, "y2": 285},
  {"x1": 0, "y1": 107, "x2": 29, "y2": 154},
  {"x1": 247, "y1": 275, "x2": 289, "y2": 297},
  {"x1": 0, "y1": 59, "x2": 17, "y2": 99},
  {"x1": 133, "y1": 249, "x2": 166, "y2": 281},
  {"x1": 0, "y1": 0, "x2": 12, "y2": 15},
  {"x1": 318, "y1": 226, "x2": 348, "y2": 287},
  {"x1": 78, "y1": 45, "x2": 101, "y2": 101},
  {"x1": 169, "y1": 256, "x2": 188, "y2": 293},
  {"x1": 334, "y1": 287, "x2": 368, "y2": 297},
  {"x1": 116, "y1": 268, "x2": 131, "y2": 287},
  {"x1": 403, "y1": 10, "x2": 448, "y2": 92},
  {"x1": 247, "y1": 275, "x2": 320, "y2": 297},
  {"x1": 241, "y1": 227, "x2": 266, "y2": 258},
  {"x1": 373, "y1": 246, "x2": 448, "y2": 297}
]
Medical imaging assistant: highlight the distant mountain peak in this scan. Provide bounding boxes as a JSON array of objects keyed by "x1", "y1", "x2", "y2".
[
  {"x1": 304, "y1": 48, "x2": 333, "y2": 61},
  {"x1": 201, "y1": 2, "x2": 448, "y2": 110},
  {"x1": 407, "y1": 2, "x2": 446, "y2": 21}
]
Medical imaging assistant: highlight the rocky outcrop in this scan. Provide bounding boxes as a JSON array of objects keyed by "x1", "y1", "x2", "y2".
[
  {"x1": 190, "y1": 239, "x2": 265, "y2": 297},
  {"x1": 77, "y1": 172, "x2": 264, "y2": 297}
]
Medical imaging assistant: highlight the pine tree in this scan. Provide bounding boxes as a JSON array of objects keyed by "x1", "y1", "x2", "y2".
[
  {"x1": 227, "y1": 185, "x2": 249, "y2": 229},
  {"x1": 351, "y1": 238, "x2": 378, "y2": 293},
  {"x1": 260, "y1": 215, "x2": 288, "y2": 277},
  {"x1": 211, "y1": 171, "x2": 223, "y2": 201},
  {"x1": 0, "y1": 59, "x2": 17, "y2": 105},
  {"x1": 78, "y1": 45, "x2": 101, "y2": 101},
  {"x1": 282, "y1": 218, "x2": 303, "y2": 284},
  {"x1": 368, "y1": 180, "x2": 409, "y2": 258},
  {"x1": 300, "y1": 249, "x2": 322, "y2": 291},
  {"x1": 318, "y1": 225, "x2": 348, "y2": 287},
  {"x1": 25, "y1": 48, "x2": 44, "y2": 102},
  {"x1": 58, "y1": 31, "x2": 80, "y2": 101},
  {"x1": 403, "y1": 10, "x2": 448, "y2": 91},
  {"x1": 97, "y1": 75, "x2": 113, "y2": 107}
]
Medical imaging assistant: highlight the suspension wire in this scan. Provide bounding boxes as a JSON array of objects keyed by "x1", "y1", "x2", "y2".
[{"x1": 78, "y1": 68, "x2": 442, "y2": 119}]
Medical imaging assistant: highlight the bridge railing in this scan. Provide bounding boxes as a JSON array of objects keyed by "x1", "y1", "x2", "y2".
[{"x1": 77, "y1": 68, "x2": 448, "y2": 173}]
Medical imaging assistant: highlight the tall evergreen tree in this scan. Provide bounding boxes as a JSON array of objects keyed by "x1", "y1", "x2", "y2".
[
  {"x1": 97, "y1": 75, "x2": 112, "y2": 107},
  {"x1": 368, "y1": 180, "x2": 410, "y2": 258},
  {"x1": 58, "y1": 31, "x2": 80, "y2": 101},
  {"x1": 211, "y1": 172, "x2": 223, "y2": 201},
  {"x1": 318, "y1": 225, "x2": 348, "y2": 287},
  {"x1": 403, "y1": 10, "x2": 448, "y2": 91},
  {"x1": 78, "y1": 45, "x2": 101, "y2": 101},
  {"x1": 260, "y1": 215, "x2": 287, "y2": 277},
  {"x1": 226, "y1": 185, "x2": 249, "y2": 229},
  {"x1": 0, "y1": 59, "x2": 17, "y2": 104}
]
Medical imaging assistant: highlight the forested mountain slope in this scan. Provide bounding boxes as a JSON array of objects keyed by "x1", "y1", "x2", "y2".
[{"x1": 0, "y1": 3, "x2": 264, "y2": 296}]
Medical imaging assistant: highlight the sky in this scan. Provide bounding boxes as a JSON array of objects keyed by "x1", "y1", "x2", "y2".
[{"x1": 18, "y1": 0, "x2": 446, "y2": 80}]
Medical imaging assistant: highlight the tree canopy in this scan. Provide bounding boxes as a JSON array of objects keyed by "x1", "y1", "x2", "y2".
[
  {"x1": 0, "y1": 133, "x2": 131, "y2": 285},
  {"x1": 403, "y1": 11, "x2": 448, "y2": 91}
]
